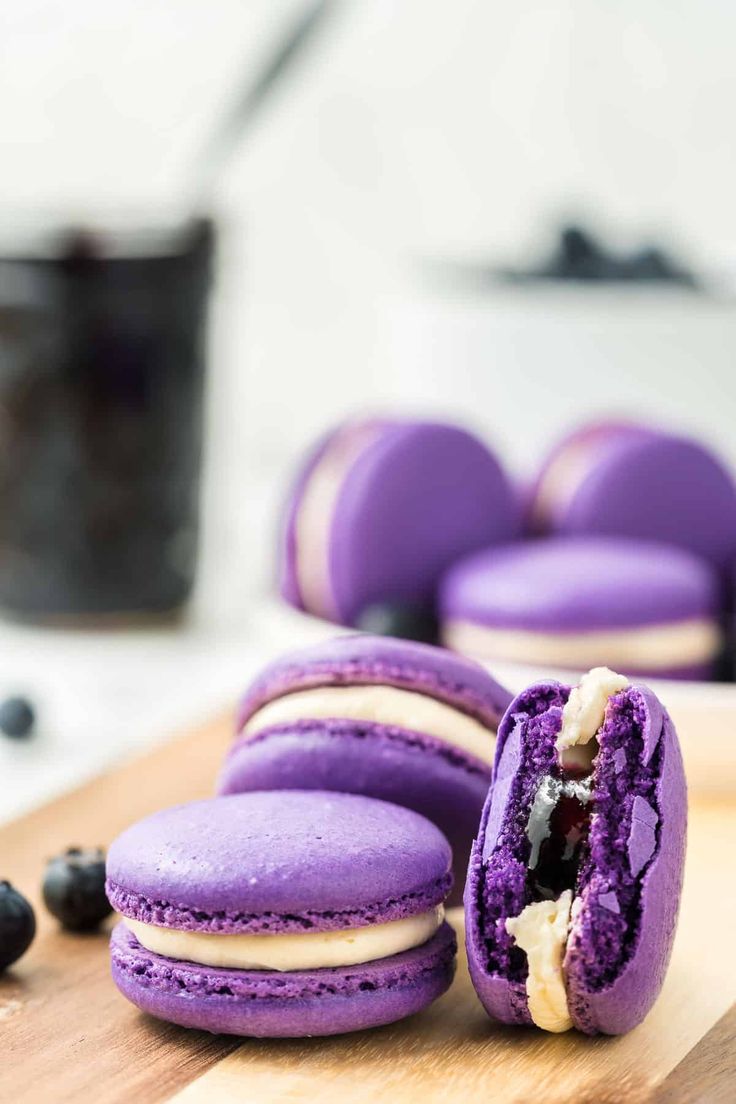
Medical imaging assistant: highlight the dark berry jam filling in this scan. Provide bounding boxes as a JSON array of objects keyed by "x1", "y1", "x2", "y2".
[{"x1": 526, "y1": 774, "x2": 593, "y2": 900}]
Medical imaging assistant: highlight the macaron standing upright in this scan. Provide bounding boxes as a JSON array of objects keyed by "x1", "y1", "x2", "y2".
[
  {"x1": 440, "y1": 536, "x2": 723, "y2": 680},
  {"x1": 528, "y1": 422, "x2": 736, "y2": 573},
  {"x1": 107, "y1": 791, "x2": 456, "y2": 1037},
  {"x1": 218, "y1": 635, "x2": 512, "y2": 900},
  {"x1": 465, "y1": 667, "x2": 687, "y2": 1035},
  {"x1": 280, "y1": 417, "x2": 520, "y2": 627}
]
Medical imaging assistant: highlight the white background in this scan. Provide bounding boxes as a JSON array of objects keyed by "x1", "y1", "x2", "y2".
[{"x1": 1, "y1": 2, "x2": 735, "y2": 819}]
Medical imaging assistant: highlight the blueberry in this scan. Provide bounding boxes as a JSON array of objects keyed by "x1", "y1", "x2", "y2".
[
  {"x1": 0, "y1": 696, "x2": 35, "y2": 739},
  {"x1": 42, "y1": 847, "x2": 111, "y2": 931},
  {"x1": 560, "y1": 226, "x2": 600, "y2": 268},
  {"x1": 354, "y1": 601, "x2": 439, "y2": 644},
  {"x1": 624, "y1": 246, "x2": 696, "y2": 286},
  {"x1": 625, "y1": 246, "x2": 670, "y2": 280},
  {"x1": 0, "y1": 881, "x2": 36, "y2": 970},
  {"x1": 548, "y1": 225, "x2": 614, "y2": 280}
]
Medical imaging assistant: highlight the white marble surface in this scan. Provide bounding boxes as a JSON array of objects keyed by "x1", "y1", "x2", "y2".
[{"x1": 0, "y1": 613, "x2": 262, "y2": 825}]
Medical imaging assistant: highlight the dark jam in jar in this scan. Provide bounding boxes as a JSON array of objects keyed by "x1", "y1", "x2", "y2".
[
  {"x1": 0, "y1": 218, "x2": 213, "y2": 618},
  {"x1": 526, "y1": 774, "x2": 593, "y2": 900}
]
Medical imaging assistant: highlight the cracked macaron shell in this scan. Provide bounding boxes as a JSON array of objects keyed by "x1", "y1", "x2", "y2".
[
  {"x1": 565, "y1": 697, "x2": 686, "y2": 1035},
  {"x1": 106, "y1": 790, "x2": 453, "y2": 935},
  {"x1": 465, "y1": 680, "x2": 687, "y2": 1035}
]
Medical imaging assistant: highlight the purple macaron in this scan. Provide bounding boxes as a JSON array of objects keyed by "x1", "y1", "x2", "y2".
[
  {"x1": 280, "y1": 417, "x2": 519, "y2": 626},
  {"x1": 528, "y1": 421, "x2": 736, "y2": 572},
  {"x1": 218, "y1": 635, "x2": 512, "y2": 902},
  {"x1": 441, "y1": 536, "x2": 723, "y2": 680},
  {"x1": 107, "y1": 791, "x2": 456, "y2": 1037},
  {"x1": 465, "y1": 668, "x2": 687, "y2": 1035}
]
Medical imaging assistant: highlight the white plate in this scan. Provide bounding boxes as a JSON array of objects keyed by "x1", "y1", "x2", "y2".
[{"x1": 253, "y1": 597, "x2": 736, "y2": 796}]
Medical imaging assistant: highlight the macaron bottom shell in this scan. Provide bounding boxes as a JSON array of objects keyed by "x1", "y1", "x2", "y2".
[{"x1": 110, "y1": 920, "x2": 457, "y2": 1038}]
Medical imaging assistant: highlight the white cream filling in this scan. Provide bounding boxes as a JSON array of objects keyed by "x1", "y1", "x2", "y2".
[
  {"x1": 443, "y1": 617, "x2": 720, "y2": 670},
  {"x1": 556, "y1": 665, "x2": 628, "y2": 772},
  {"x1": 125, "y1": 906, "x2": 443, "y2": 972},
  {"x1": 243, "y1": 685, "x2": 495, "y2": 765},
  {"x1": 557, "y1": 666, "x2": 629, "y2": 751},
  {"x1": 505, "y1": 892, "x2": 573, "y2": 1033},
  {"x1": 294, "y1": 423, "x2": 383, "y2": 620}
]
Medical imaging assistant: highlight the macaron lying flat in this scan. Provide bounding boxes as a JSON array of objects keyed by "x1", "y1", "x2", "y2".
[
  {"x1": 107, "y1": 791, "x2": 456, "y2": 1037},
  {"x1": 441, "y1": 536, "x2": 722, "y2": 679},
  {"x1": 465, "y1": 667, "x2": 686, "y2": 1035},
  {"x1": 280, "y1": 417, "x2": 519, "y2": 626},
  {"x1": 218, "y1": 635, "x2": 512, "y2": 901},
  {"x1": 529, "y1": 422, "x2": 736, "y2": 572}
]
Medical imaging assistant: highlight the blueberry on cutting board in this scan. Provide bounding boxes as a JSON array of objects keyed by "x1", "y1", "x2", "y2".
[
  {"x1": 42, "y1": 848, "x2": 111, "y2": 931},
  {"x1": 0, "y1": 881, "x2": 36, "y2": 970}
]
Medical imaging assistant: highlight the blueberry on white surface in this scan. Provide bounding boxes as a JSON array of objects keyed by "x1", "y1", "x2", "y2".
[
  {"x1": 0, "y1": 696, "x2": 35, "y2": 739},
  {"x1": 354, "y1": 601, "x2": 439, "y2": 644}
]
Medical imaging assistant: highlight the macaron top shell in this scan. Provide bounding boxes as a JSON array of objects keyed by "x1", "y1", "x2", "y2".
[
  {"x1": 236, "y1": 634, "x2": 511, "y2": 733},
  {"x1": 440, "y1": 536, "x2": 719, "y2": 631},
  {"x1": 533, "y1": 424, "x2": 736, "y2": 571},
  {"x1": 281, "y1": 419, "x2": 520, "y2": 624},
  {"x1": 106, "y1": 791, "x2": 452, "y2": 934}
]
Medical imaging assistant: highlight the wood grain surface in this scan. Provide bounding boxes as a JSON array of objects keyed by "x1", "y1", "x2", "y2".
[
  {"x1": 652, "y1": 1005, "x2": 736, "y2": 1104},
  {"x1": 1, "y1": 710, "x2": 734, "y2": 1104}
]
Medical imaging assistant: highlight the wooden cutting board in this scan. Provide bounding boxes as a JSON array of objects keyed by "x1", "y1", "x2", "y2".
[{"x1": 1, "y1": 710, "x2": 734, "y2": 1104}]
